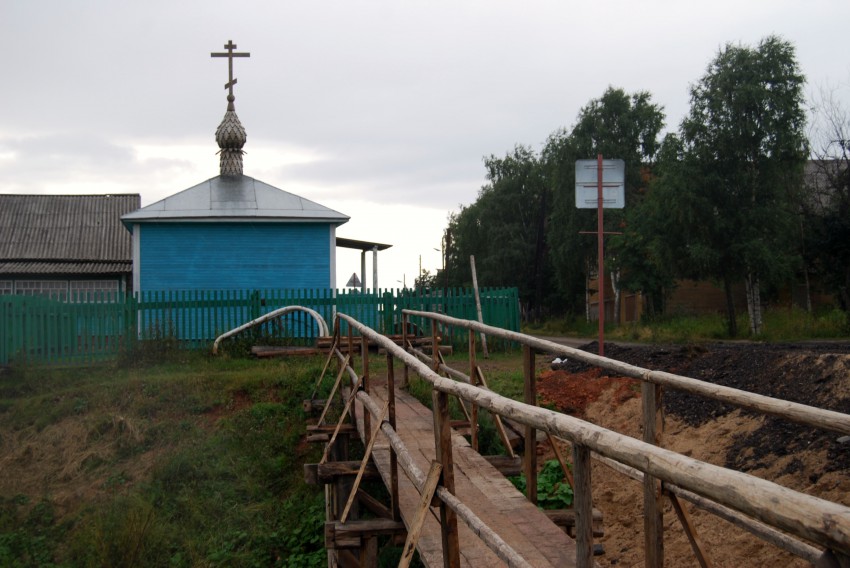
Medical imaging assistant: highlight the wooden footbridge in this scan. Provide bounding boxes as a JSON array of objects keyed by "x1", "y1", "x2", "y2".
[{"x1": 301, "y1": 310, "x2": 850, "y2": 568}]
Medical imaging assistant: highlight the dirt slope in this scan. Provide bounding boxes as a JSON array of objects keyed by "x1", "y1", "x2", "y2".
[{"x1": 541, "y1": 341, "x2": 850, "y2": 567}]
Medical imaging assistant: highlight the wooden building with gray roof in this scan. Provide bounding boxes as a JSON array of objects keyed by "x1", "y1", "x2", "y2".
[{"x1": 0, "y1": 193, "x2": 140, "y2": 299}]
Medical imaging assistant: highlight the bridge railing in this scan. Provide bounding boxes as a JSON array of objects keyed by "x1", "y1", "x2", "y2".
[
  {"x1": 334, "y1": 309, "x2": 850, "y2": 568},
  {"x1": 322, "y1": 316, "x2": 533, "y2": 567}
]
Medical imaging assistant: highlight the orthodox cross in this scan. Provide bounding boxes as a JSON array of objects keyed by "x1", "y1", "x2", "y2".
[{"x1": 211, "y1": 40, "x2": 250, "y2": 101}]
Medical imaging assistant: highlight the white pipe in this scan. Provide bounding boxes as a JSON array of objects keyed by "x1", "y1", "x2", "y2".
[{"x1": 212, "y1": 305, "x2": 329, "y2": 354}]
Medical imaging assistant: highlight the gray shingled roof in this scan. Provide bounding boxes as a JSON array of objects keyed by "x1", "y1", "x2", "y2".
[
  {"x1": 121, "y1": 175, "x2": 350, "y2": 224},
  {"x1": 0, "y1": 194, "x2": 140, "y2": 268},
  {"x1": 0, "y1": 261, "x2": 132, "y2": 274}
]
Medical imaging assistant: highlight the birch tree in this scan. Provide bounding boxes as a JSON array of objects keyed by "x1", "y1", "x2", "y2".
[{"x1": 680, "y1": 36, "x2": 807, "y2": 336}]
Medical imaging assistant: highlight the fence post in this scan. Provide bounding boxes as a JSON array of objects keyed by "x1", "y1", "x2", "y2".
[
  {"x1": 643, "y1": 382, "x2": 664, "y2": 567},
  {"x1": 523, "y1": 344, "x2": 537, "y2": 504},
  {"x1": 573, "y1": 443, "x2": 594, "y2": 568},
  {"x1": 432, "y1": 388, "x2": 461, "y2": 567}
]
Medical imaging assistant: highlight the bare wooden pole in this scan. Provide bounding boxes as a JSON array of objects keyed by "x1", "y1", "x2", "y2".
[
  {"x1": 386, "y1": 353, "x2": 401, "y2": 522},
  {"x1": 643, "y1": 381, "x2": 664, "y2": 568},
  {"x1": 469, "y1": 329, "x2": 480, "y2": 451},
  {"x1": 523, "y1": 345, "x2": 537, "y2": 504},
  {"x1": 401, "y1": 312, "x2": 409, "y2": 389},
  {"x1": 361, "y1": 335, "x2": 371, "y2": 447},
  {"x1": 470, "y1": 255, "x2": 489, "y2": 358},
  {"x1": 432, "y1": 389, "x2": 461, "y2": 567},
  {"x1": 573, "y1": 444, "x2": 594, "y2": 568}
]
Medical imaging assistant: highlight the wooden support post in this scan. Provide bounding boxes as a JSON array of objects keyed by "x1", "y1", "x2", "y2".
[
  {"x1": 432, "y1": 389, "x2": 460, "y2": 567},
  {"x1": 642, "y1": 381, "x2": 664, "y2": 568},
  {"x1": 523, "y1": 345, "x2": 537, "y2": 505},
  {"x1": 401, "y1": 313, "x2": 409, "y2": 389},
  {"x1": 387, "y1": 353, "x2": 401, "y2": 522},
  {"x1": 399, "y1": 461, "x2": 443, "y2": 568},
  {"x1": 359, "y1": 536, "x2": 378, "y2": 567},
  {"x1": 361, "y1": 335, "x2": 371, "y2": 447},
  {"x1": 669, "y1": 492, "x2": 713, "y2": 568},
  {"x1": 573, "y1": 443, "x2": 594, "y2": 568},
  {"x1": 431, "y1": 324, "x2": 440, "y2": 372},
  {"x1": 468, "y1": 329, "x2": 479, "y2": 451}
]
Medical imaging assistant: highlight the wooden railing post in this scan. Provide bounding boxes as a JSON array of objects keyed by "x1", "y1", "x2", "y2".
[
  {"x1": 387, "y1": 353, "x2": 401, "y2": 522},
  {"x1": 432, "y1": 389, "x2": 461, "y2": 567},
  {"x1": 468, "y1": 329, "x2": 479, "y2": 451},
  {"x1": 431, "y1": 322, "x2": 440, "y2": 373},
  {"x1": 401, "y1": 312, "x2": 409, "y2": 389},
  {"x1": 643, "y1": 382, "x2": 664, "y2": 567},
  {"x1": 361, "y1": 335, "x2": 371, "y2": 446},
  {"x1": 573, "y1": 443, "x2": 594, "y2": 568},
  {"x1": 523, "y1": 345, "x2": 537, "y2": 504}
]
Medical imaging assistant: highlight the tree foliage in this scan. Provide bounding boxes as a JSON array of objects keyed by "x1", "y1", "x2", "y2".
[
  {"x1": 671, "y1": 35, "x2": 808, "y2": 335},
  {"x1": 445, "y1": 146, "x2": 555, "y2": 319},
  {"x1": 443, "y1": 37, "x2": 816, "y2": 334}
]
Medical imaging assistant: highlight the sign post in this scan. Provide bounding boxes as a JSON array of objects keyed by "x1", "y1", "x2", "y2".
[{"x1": 576, "y1": 156, "x2": 624, "y2": 357}]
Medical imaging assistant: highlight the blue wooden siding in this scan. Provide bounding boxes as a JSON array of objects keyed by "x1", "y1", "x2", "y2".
[{"x1": 139, "y1": 223, "x2": 331, "y2": 291}]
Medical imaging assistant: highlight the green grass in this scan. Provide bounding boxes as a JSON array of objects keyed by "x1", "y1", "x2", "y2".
[{"x1": 0, "y1": 351, "x2": 329, "y2": 567}]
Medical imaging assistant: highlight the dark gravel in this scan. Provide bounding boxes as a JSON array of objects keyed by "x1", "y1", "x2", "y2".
[{"x1": 553, "y1": 340, "x2": 850, "y2": 475}]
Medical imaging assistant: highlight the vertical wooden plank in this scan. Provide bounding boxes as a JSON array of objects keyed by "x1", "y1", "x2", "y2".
[
  {"x1": 523, "y1": 344, "x2": 538, "y2": 505},
  {"x1": 359, "y1": 536, "x2": 378, "y2": 567},
  {"x1": 643, "y1": 381, "x2": 664, "y2": 568},
  {"x1": 432, "y1": 389, "x2": 460, "y2": 568},
  {"x1": 573, "y1": 443, "x2": 594, "y2": 568},
  {"x1": 468, "y1": 329, "x2": 479, "y2": 452}
]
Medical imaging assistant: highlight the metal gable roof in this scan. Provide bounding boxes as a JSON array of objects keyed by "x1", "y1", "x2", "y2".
[
  {"x1": 0, "y1": 194, "x2": 140, "y2": 262},
  {"x1": 121, "y1": 175, "x2": 350, "y2": 224}
]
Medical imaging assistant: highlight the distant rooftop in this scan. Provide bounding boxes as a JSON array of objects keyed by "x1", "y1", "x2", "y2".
[{"x1": 0, "y1": 194, "x2": 139, "y2": 271}]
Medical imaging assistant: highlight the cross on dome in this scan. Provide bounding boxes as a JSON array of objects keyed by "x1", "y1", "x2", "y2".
[{"x1": 211, "y1": 40, "x2": 250, "y2": 110}]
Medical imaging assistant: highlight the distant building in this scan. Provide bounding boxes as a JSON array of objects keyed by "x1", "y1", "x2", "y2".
[
  {"x1": 121, "y1": 43, "x2": 391, "y2": 293},
  {"x1": 0, "y1": 193, "x2": 140, "y2": 299},
  {"x1": 121, "y1": 176, "x2": 350, "y2": 292}
]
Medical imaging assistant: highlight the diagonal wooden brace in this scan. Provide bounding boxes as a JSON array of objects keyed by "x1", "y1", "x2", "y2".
[
  {"x1": 340, "y1": 399, "x2": 390, "y2": 523},
  {"x1": 316, "y1": 354, "x2": 351, "y2": 426},
  {"x1": 319, "y1": 373, "x2": 364, "y2": 465},
  {"x1": 399, "y1": 461, "x2": 444, "y2": 568}
]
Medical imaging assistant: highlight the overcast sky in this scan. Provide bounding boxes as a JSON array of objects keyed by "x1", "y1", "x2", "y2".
[{"x1": 2, "y1": 0, "x2": 848, "y2": 289}]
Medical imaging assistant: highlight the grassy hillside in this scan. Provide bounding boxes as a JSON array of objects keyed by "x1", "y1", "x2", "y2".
[{"x1": 0, "y1": 352, "x2": 327, "y2": 567}]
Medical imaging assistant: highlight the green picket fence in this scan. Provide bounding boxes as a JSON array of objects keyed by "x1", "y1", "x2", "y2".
[{"x1": 0, "y1": 287, "x2": 520, "y2": 366}]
